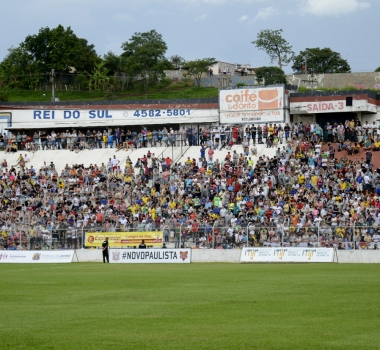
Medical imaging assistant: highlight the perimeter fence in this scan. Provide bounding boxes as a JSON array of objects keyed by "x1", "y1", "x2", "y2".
[{"x1": 1, "y1": 222, "x2": 379, "y2": 251}]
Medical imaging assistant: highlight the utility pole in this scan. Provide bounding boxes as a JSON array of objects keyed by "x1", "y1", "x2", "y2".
[
  {"x1": 309, "y1": 68, "x2": 315, "y2": 90},
  {"x1": 50, "y1": 69, "x2": 55, "y2": 102}
]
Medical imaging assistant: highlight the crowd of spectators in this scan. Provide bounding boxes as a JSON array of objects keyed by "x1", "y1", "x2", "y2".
[
  {"x1": 1, "y1": 119, "x2": 379, "y2": 153},
  {"x1": 1, "y1": 119, "x2": 380, "y2": 251}
]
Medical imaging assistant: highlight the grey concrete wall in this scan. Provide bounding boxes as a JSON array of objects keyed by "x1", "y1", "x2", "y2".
[
  {"x1": 187, "y1": 72, "x2": 380, "y2": 90},
  {"x1": 196, "y1": 76, "x2": 257, "y2": 88},
  {"x1": 164, "y1": 70, "x2": 256, "y2": 87},
  {"x1": 287, "y1": 72, "x2": 380, "y2": 90},
  {"x1": 335, "y1": 250, "x2": 380, "y2": 263},
  {"x1": 191, "y1": 249, "x2": 241, "y2": 262},
  {"x1": 164, "y1": 70, "x2": 186, "y2": 80}
]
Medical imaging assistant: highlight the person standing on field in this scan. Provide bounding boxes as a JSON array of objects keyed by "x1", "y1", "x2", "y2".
[
  {"x1": 102, "y1": 237, "x2": 109, "y2": 263},
  {"x1": 139, "y1": 240, "x2": 147, "y2": 249}
]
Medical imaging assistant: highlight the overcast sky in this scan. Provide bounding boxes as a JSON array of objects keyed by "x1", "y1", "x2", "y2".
[{"x1": 1, "y1": 0, "x2": 378, "y2": 73}]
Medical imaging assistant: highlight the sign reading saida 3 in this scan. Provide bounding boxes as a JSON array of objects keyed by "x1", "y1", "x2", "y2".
[
  {"x1": 219, "y1": 86, "x2": 284, "y2": 124},
  {"x1": 85, "y1": 232, "x2": 163, "y2": 248}
]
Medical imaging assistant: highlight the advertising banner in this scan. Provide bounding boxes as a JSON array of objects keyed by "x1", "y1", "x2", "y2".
[
  {"x1": 110, "y1": 249, "x2": 191, "y2": 264},
  {"x1": 219, "y1": 86, "x2": 284, "y2": 124},
  {"x1": 290, "y1": 100, "x2": 377, "y2": 114},
  {"x1": 0, "y1": 251, "x2": 74, "y2": 263},
  {"x1": 85, "y1": 232, "x2": 163, "y2": 248},
  {"x1": 5, "y1": 109, "x2": 218, "y2": 129},
  {"x1": 240, "y1": 247, "x2": 334, "y2": 263}
]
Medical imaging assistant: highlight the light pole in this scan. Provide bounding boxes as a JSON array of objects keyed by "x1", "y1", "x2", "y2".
[
  {"x1": 49, "y1": 69, "x2": 55, "y2": 102},
  {"x1": 212, "y1": 220, "x2": 217, "y2": 249}
]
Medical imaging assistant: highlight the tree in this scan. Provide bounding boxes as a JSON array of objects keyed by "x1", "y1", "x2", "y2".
[
  {"x1": 292, "y1": 47, "x2": 351, "y2": 74},
  {"x1": 103, "y1": 51, "x2": 128, "y2": 89},
  {"x1": 252, "y1": 29, "x2": 294, "y2": 69},
  {"x1": 1, "y1": 45, "x2": 40, "y2": 89},
  {"x1": 255, "y1": 66, "x2": 287, "y2": 86},
  {"x1": 1, "y1": 25, "x2": 99, "y2": 89},
  {"x1": 75, "y1": 38, "x2": 99, "y2": 73},
  {"x1": 103, "y1": 51, "x2": 124, "y2": 76},
  {"x1": 185, "y1": 58, "x2": 215, "y2": 87},
  {"x1": 23, "y1": 25, "x2": 99, "y2": 73},
  {"x1": 121, "y1": 30, "x2": 170, "y2": 98},
  {"x1": 170, "y1": 55, "x2": 185, "y2": 70},
  {"x1": 375, "y1": 67, "x2": 380, "y2": 72},
  {"x1": 89, "y1": 61, "x2": 109, "y2": 91}
]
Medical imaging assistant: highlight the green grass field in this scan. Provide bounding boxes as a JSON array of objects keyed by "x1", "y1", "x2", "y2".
[
  {"x1": 0, "y1": 263, "x2": 379, "y2": 350},
  {"x1": 1, "y1": 82, "x2": 218, "y2": 103}
]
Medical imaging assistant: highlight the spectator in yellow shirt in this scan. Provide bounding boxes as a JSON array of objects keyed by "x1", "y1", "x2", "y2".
[
  {"x1": 311, "y1": 175, "x2": 318, "y2": 188},
  {"x1": 373, "y1": 140, "x2": 380, "y2": 151},
  {"x1": 353, "y1": 142, "x2": 360, "y2": 155}
]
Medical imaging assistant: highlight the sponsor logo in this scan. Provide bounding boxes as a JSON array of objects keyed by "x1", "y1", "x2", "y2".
[
  {"x1": 274, "y1": 248, "x2": 287, "y2": 261},
  {"x1": 302, "y1": 249, "x2": 316, "y2": 261},
  {"x1": 258, "y1": 89, "x2": 280, "y2": 110},
  {"x1": 245, "y1": 248, "x2": 259, "y2": 260},
  {"x1": 241, "y1": 248, "x2": 333, "y2": 263},
  {"x1": 179, "y1": 251, "x2": 188, "y2": 261},
  {"x1": 0, "y1": 253, "x2": 7, "y2": 260},
  {"x1": 112, "y1": 252, "x2": 120, "y2": 262},
  {"x1": 87, "y1": 235, "x2": 95, "y2": 243},
  {"x1": 32, "y1": 253, "x2": 41, "y2": 261},
  {"x1": 223, "y1": 88, "x2": 282, "y2": 110}
]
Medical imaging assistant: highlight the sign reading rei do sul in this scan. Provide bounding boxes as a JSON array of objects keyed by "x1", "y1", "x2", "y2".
[{"x1": 219, "y1": 86, "x2": 284, "y2": 124}]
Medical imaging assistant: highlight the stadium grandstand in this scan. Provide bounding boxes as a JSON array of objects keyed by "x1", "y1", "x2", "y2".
[{"x1": 1, "y1": 87, "x2": 380, "y2": 252}]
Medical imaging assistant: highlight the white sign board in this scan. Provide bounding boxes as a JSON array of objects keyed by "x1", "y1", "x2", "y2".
[
  {"x1": 291, "y1": 100, "x2": 377, "y2": 114},
  {"x1": 6, "y1": 109, "x2": 218, "y2": 129},
  {"x1": 219, "y1": 86, "x2": 284, "y2": 124},
  {"x1": 0, "y1": 250, "x2": 74, "y2": 263},
  {"x1": 110, "y1": 249, "x2": 191, "y2": 264},
  {"x1": 240, "y1": 247, "x2": 334, "y2": 263}
]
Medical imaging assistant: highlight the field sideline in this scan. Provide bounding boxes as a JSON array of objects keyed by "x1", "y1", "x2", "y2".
[{"x1": 0, "y1": 263, "x2": 379, "y2": 350}]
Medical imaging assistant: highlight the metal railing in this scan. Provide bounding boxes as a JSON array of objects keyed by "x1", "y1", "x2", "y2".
[
  {"x1": 13, "y1": 128, "x2": 286, "y2": 153},
  {"x1": 1, "y1": 223, "x2": 380, "y2": 251}
]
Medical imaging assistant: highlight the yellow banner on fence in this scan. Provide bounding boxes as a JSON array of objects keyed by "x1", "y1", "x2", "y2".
[{"x1": 85, "y1": 232, "x2": 163, "y2": 247}]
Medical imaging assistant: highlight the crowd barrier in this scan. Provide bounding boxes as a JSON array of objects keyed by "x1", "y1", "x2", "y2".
[
  {"x1": 240, "y1": 247, "x2": 334, "y2": 263},
  {"x1": 109, "y1": 249, "x2": 191, "y2": 264},
  {"x1": 15, "y1": 129, "x2": 284, "y2": 152},
  {"x1": 2, "y1": 248, "x2": 380, "y2": 263},
  {"x1": 0, "y1": 250, "x2": 74, "y2": 263}
]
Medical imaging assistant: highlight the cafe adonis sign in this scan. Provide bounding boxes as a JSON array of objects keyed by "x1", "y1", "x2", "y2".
[{"x1": 219, "y1": 86, "x2": 285, "y2": 124}]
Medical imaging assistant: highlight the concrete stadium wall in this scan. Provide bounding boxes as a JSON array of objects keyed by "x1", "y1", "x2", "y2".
[
  {"x1": 73, "y1": 249, "x2": 380, "y2": 263},
  {"x1": 287, "y1": 72, "x2": 380, "y2": 90},
  {"x1": 75, "y1": 249, "x2": 104, "y2": 262},
  {"x1": 74, "y1": 249, "x2": 241, "y2": 263},
  {"x1": 191, "y1": 249, "x2": 241, "y2": 263},
  {"x1": 336, "y1": 250, "x2": 380, "y2": 263},
  {"x1": 198, "y1": 76, "x2": 256, "y2": 88},
  {"x1": 196, "y1": 72, "x2": 380, "y2": 90}
]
